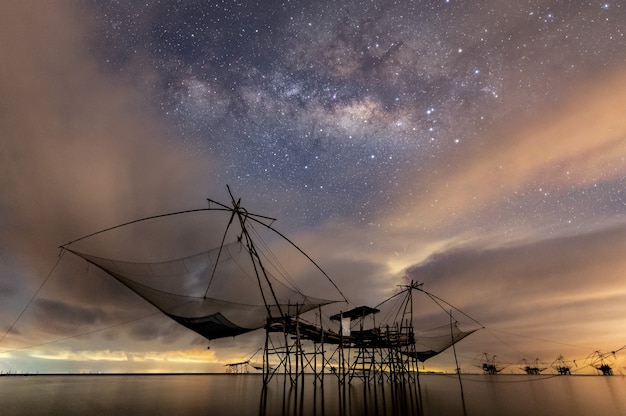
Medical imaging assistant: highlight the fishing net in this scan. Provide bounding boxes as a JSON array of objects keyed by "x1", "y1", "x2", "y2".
[
  {"x1": 67, "y1": 238, "x2": 337, "y2": 340},
  {"x1": 410, "y1": 323, "x2": 478, "y2": 362},
  {"x1": 336, "y1": 284, "x2": 482, "y2": 361}
]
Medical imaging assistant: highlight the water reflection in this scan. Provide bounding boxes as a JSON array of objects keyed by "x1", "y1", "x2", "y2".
[
  {"x1": 2, "y1": 374, "x2": 626, "y2": 416},
  {"x1": 258, "y1": 374, "x2": 423, "y2": 416}
]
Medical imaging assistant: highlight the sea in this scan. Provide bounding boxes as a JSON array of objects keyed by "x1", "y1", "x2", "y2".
[{"x1": 1, "y1": 373, "x2": 625, "y2": 416}]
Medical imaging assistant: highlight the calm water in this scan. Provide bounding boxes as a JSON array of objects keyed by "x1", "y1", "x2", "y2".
[{"x1": 1, "y1": 373, "x2": 625, "y2": 416}]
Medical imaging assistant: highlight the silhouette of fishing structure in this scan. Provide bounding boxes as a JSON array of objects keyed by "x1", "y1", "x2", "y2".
[
  {"x1": 551, "y1": 355, "x2": 575, "y2": 375},
  {"x1": 291, "y1": 282, "x2": 483, "y2": 386},
  {"x1": 224, "y1": 360, "x2": 250, "y2": 374},
  {"x1": 585, "y1": 348, "x2": 625, "y2": 376},
  {"x1": 473, "y1": 353, "x2": 505, "y2": 375},
  {"x1": 59, "y1": 188, "x2": 482, "y2": 391},
  {"x1": 519, "y1": 358, "x2": 547, "y2": 375},
  {"x1": 472, "y1": 348, "x2": 625, "y2": 376},
  {"x1": 225, "y1": 348, "x2": 263, "y2": 374}
]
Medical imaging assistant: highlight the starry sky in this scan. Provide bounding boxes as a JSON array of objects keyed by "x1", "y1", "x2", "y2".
[{"x1": 1, "y1": 0, "x2": 625, "y2": 374}]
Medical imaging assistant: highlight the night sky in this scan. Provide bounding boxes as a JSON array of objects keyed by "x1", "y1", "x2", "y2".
[{"x1": 1, "y1": 1, "x2": 625, "y2": 374}]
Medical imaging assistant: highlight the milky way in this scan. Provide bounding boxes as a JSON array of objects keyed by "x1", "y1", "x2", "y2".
[{"x1": 89, "y1": 1, "x2": 624, "y2": 228}]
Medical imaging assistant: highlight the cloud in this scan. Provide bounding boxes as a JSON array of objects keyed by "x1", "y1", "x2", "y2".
[
  {"x1": 33, "y1": 298, "x2": 106, "y2": 330},
  {"x1": 387, "y1": 68, "x2": 626, "y2": 239},
  {"x1": 402, "y1": 224, "x2": 626, "y2": 359},
  {"x1": 0, "y1": 2, "x2": 227, "y2": 357},
  {"x1": 0, "y1": 4, "x2": 218, "y2": 280},
  {"x1": 126, "y1": 320, "x2": 194, "y2": 344}
]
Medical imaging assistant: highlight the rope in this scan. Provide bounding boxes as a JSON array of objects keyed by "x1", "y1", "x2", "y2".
[
  {"x1": 0, "y1": 250, "x2": 65, "y2": 346},
  {"x1": 0, "y1": 311, "x2": 163, "y2": 354},
  {"x1": 444, "y1": 373, "x2": 562, "y2": 384},
  {"x1": 255, "y1": 218, "x2": 350, "y2": 305},
  {"x1": 451, "y1": 310, "x2": 468, "y2": 416},
  {"x1": 59, "y1": 193, "x2": 350, "y2": 306},
  {"x1": 0, "y1": 248, "x2": 170, "y2": 354},
  {"x1": 418, "y1": 288, "x2": 484, "y2": 328},
  {"x1": 59, "y1": 208, "x2": 216, "y2": 248}
]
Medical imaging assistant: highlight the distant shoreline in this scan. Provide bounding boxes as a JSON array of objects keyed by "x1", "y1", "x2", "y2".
[
  {"x1": 0, "y1": 372, "x2": 617, "y2": 377},
  {"x1": 0, "y1": 372, "x2": 250, "y2": 377}
]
